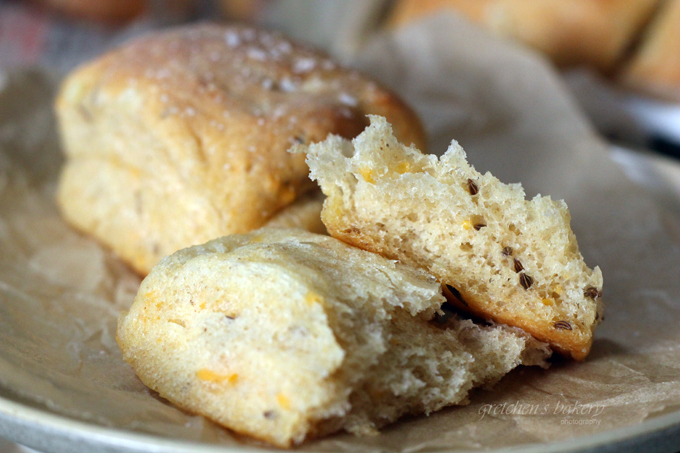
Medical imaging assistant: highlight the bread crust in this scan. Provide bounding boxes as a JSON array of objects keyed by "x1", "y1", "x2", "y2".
[
  {"x1": 329, "y1": 223, "x2": 594, "y2": 360},
  {"x1": 56, "y1": 24, "x2": 426, "y2": 274}
]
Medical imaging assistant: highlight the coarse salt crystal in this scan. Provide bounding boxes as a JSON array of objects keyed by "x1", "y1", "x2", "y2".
[
  {"x1": 293, "y1": 58, "x2": 316, "y2": 73},
  {"x1": 338, "y1": 93, "x2": 358, "y2": 106},
  {"x1": 225, "y1": 31, "x2": 240, "y2": 47},
  {"x1": 277, "y1": 41, "x2": 292, "y2": 54},
  {"x1": 279, "y1": 78, "x2": 297, "y2": 92},
  {"x1": 272, "y1": 105, "x2": 287, "y2": 119},
  {"x1": 247, "y1": 48, "x2": 267, "y2": 61}
]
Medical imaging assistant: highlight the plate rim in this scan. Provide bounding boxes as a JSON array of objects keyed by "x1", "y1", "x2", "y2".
[{"x1": 1, "y1": 390, "x2": 680, "y2": 453}]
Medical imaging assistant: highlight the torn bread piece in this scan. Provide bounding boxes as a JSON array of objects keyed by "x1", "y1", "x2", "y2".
[
  {"x1": 117, "y1": 228, "x2": 550, "y2": 447},
  {"x1": 298, "y1": 116, "x2": 603, "y2": 360}
]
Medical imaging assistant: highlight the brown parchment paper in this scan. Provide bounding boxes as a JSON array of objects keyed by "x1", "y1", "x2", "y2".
[{"x1": 2, "y1": 15, "x2": 680, "y2": 452}]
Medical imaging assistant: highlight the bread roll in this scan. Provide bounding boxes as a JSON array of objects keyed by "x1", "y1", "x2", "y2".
[
  {"x1": 620, "y1": 0, "x2": 680, "y2": 102},
  {"x1": 388, "y1": 0, "x2": 661, "y2": 71},
  {"x1": 56, "y1": 24, "x2": 426, "y2": 275},
  {"x1": 299, "y1": 116, "x2": 604, "y2": 361},
  {"x1": 117, "y1": 228, "x2": 550, "y2": 447}
]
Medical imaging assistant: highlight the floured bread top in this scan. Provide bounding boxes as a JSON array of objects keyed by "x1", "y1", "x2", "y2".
[
  {"x1": 56, "y1": 24, "x2": 426, "y2": 274},
  {"x1": 58, "y1": 23, "x2": 426, "y2": 152},
  {"x1": 298, "y1": 115, "x2": 604, "y2": 360}
]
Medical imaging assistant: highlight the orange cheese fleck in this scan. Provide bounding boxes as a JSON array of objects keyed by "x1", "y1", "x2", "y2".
[
  {"x1": 359, "y1": 166, "x2": 375, "y2": 183},
  {"x1": 395, "y1": 161, "x2": 411, "y2": 174},
  {"x1": 277, "y1": 393, "x2": 291, "y2": 409},
  {"x1": 305, "y1": 292, "x2": 323, "y2": 306},
  {"x1": 197, "y1": 369, "x2": 238, "y2": 384}
]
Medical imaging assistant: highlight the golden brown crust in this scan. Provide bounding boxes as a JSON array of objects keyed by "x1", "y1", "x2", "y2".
[
  {"x1": 620, "y1": 0, "x2": 680, "y2": 102},
  {"x1": 388, "y1": 0, "x2": 661, "y2": 71},
  {"x1": 56, "y1": 24, "x2": 426, "y2": 274},
  {"x1": 328, "y1": 221, "x2": 592, "y2": 361},
  {"x1": 439, "y1": 282, "x2": 591, "y2": 360}
]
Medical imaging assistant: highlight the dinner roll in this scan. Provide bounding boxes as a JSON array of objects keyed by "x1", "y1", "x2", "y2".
[
  {"x1": 388, "y1": 0, "x2": 660, "y2": 71},
  {"x1": 299, "y1": 116, "x2": 603, "y2": 361},
  {"x1": 56, "y1": 24, "x2": 426, "y2": 274},
  {"x1": 620, "y1": 0, "x2": 680, "y2": 102},
  {"x1": 117, "y1": 228, "x2": 550, "y2": 447}
]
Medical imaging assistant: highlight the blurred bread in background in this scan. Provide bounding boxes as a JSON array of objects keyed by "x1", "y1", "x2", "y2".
[
  {"x1": 388, "y1": 0, "x2": 661, "y2": 72},
  {"x1": 36, "y1": 0, "x2": 147, "y2": 22},
  {"x1": 36, "y1": 0, "x2": 196, "y2": 23},
  {"x1": 388, "y1": 0, "x2": 680, "y2": 103},
  {"x1": 620, "y1": 0, "x2": 680, "y2": 102},
  {"x1": 218, "y1": 0, "x2": 268, "y2": 21}
]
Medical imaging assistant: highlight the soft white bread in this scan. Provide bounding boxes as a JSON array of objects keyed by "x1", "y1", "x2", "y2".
[
  {"x1": 620, "y1": 0, "x2": 680, "y2": 102},
  {"x1": 56, "y1": 24, "x2": 426, "y2": 275},
  {"x1": 299, "y1": 116, "x2": 603, "y2": 361},
  {"x1": 116, "y1": 228, "x2": 550, "y2": 447}
]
